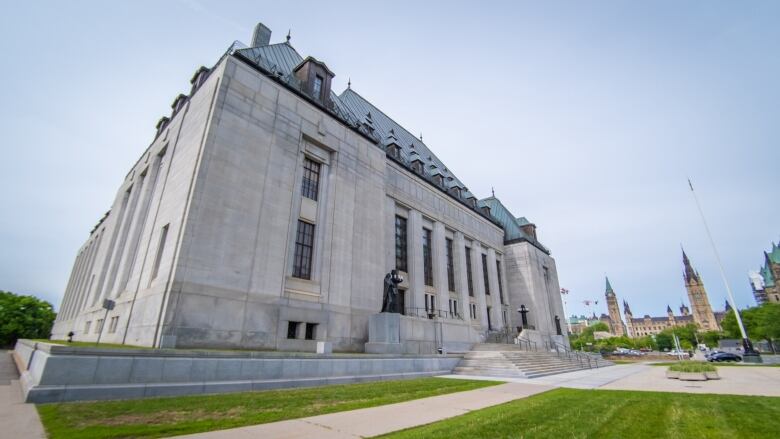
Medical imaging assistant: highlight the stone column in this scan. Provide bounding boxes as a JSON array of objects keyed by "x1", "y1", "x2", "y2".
[
  {"x1": 473, "y1": 244, "x2": 489, "y2": 330},
  {"x1": 408, "y1": 210, "x2": 426, "y2": 313},
  {"x1": 497, "y1": 253, "x2": 513, "y2": 328},
  {"x1": 432, "y1": 222, "x2": 449, "y2": 318},
  {"x1": 487, "y1": 248, "x2": 504, "y2": 329},
  {"x1": 454, "y1": 232, "x2": 471, "y2": 324}
]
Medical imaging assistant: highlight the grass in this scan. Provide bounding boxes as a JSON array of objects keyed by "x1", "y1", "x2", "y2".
[
  {"x1": 378, "y1": 388, "x2": 780, "y2": 439},
  {"x1": 668, "y1": 361, "x2": 717, "y2": 373},
  {"x1": 36, "y1": 377, "x2": 499, "y2": 439}
]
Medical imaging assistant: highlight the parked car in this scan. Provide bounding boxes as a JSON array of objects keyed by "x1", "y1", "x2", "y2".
[
  {"x1": 707, "y1": 352, "x2": 742, "y2": 362},
  {"x1": 666, "y1": 350, "x2": 689, "y2": 357}
]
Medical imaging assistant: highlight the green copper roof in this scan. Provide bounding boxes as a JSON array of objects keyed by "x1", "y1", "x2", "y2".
[
  {"x1": 769, "y1": 242, "x2": 780, "y2": 265},
  {"x1": 605, "y1": 276, "x2": 615, "y2": 295},
  {"x1": 761, "y1": 258, "x2": 776, "y2": 287},
  {"x1": 480, "y1": 197, "x2": 550, "y2": 254}
]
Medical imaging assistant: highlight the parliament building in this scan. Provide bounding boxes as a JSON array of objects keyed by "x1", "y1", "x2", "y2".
[
  {"x1": 51, "y1": 22, "x2": 567, "y2": 352},
  {"x1": 601, "y1": 250, "x2": 727, "y2": 338}
]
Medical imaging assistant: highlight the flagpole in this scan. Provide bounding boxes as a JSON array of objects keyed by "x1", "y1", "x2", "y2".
[{"x1": 687, "y1": 179, "x2": 760, "y2": 362}]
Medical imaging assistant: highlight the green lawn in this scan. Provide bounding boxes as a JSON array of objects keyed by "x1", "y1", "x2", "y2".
[
  {"x1": 378, "y1": 388, "x2": 780, "y2": 439},
  {"x1": 37, "y1": 377, "x2": 499, "y2": 439}
]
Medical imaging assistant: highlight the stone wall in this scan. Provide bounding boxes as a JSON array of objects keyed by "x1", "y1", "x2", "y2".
[{"x1": 14, "y1": 340, "x2": 461, "y2": 403}]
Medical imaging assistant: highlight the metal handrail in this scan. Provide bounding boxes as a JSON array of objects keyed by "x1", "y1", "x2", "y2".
[{"x1": 403, "y1": 307, "x2": 463, "y2": 320}]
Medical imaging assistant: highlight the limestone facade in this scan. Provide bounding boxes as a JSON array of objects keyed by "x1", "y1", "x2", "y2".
[{"x1": 52, "y1": 23, "x2": 566, "y2": 352}]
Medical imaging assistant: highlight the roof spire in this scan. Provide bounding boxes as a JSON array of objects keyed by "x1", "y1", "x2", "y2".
[
  {"x1": 605, "y1": 276, "x2": 614, "y2": 295},
  {"x1": 491, "y1": 187, "x2": 495, "y2": 197},
  {"x1": 286, "y1": 29, "x2": 291, "y2": 43},
  {"x1": 347, "y1": 77, "x2": 351, "y2": 89},
  {"x1": 682, "y1": 246, "x2": 699, "y2": 283},
  {"x1": 419, "y1": 132, "x2": 423, "y2": 141}
]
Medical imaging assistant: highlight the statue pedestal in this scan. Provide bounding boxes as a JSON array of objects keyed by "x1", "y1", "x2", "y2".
[{"x1": 365, "y1": 313, "x2": 403, "y2": 354}]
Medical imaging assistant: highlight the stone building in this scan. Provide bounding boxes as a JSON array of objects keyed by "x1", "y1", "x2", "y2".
[
  {"x1": 604, "y1": 277, "x2": 626, "y2": 336},
  {"x1": 750, "y1": 242, "x2": 780, "y2": 304},
  {"x1": 600, "y1": 250, "x2": 723, "y2": 337},
  {"x1": 51, "y1": 22, "x2": 567, "y2": 352}
]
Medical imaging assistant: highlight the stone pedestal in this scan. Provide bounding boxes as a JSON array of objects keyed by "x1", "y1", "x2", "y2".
[{"x1": 365, "y1": 313, "x2": 403, "y2": 354}]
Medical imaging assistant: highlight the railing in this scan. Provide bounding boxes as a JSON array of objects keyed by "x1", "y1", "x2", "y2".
[
  {"x1": 403, "y1": 307, "x2": 463, "y2": 320},
  {"x1": 546, "y1": 340, "x2": 601, "y2": 369},
  {"x1": 516, "y1": 337, "x2": 538, "y2": 352}
]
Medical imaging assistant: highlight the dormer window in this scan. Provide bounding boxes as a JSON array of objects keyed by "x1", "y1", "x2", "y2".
[
  {"x1": 313, "y1": 75, "x2": 323, "y2": 98},
  {"x1": 293, "y1": 56, "x2": 335, "y2": 104},
  {"x1": 411, "y1": 159, "x2": 424, "y2": 174}
]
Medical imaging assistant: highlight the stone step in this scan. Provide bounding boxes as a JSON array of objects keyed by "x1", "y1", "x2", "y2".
[{"x1": 453, "y1": 343, "x2": 613, "y2": 379}]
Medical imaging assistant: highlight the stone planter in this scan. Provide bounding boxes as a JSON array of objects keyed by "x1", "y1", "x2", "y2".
[
  {"x1": 666, "y1": 370, "x2": 680, "y2": 379},
  {"x1": 704, "y1": 371, "x2": 720, "y2": 380},
  {"x1": 678, "y1": 372, "x2": 707, "y2": 381}
]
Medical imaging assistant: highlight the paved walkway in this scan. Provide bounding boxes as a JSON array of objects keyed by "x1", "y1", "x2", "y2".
[
  {"x1": 443, "y1": 362, "x2": 652, "y2": 389},
  {"x1": 602, "y1": 364, "x2": 780, "y2": 396},
  {"x1": 177, "y1": 382, "x2": 553, "y2": 439},
  {"x1": 0, "y1": 351, "x2": 46, "y2": 438}
]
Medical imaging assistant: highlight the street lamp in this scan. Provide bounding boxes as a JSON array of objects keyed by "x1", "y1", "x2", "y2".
[{"x1": 518, "y1": 305, "x2": 529, "y2": 329}]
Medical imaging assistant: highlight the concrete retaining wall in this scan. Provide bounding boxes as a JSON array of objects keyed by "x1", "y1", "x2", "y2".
[{"x1": 14, "y1": 340, "x2": 461, "y2": 403}]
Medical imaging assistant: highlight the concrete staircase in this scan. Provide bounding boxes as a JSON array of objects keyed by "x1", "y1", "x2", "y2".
[{"x1": 453, "y1": 343, "x2": 612, "y2": 378}]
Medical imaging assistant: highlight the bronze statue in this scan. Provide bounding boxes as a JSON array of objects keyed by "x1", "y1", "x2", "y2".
[{"x1": 381, "y1": 270, "x2": 403, "y2": 313}]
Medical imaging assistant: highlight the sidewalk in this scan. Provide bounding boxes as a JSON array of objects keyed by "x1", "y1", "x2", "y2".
[
  {"x1": 443, "y1": 362, "x2": 651, "y2": 389},
  {"x1": 177, "y1": 382, "x2": 554, "y2": 439},
  {"x1": 0, "y1": 351, "x2": 46, "y2": 439}
]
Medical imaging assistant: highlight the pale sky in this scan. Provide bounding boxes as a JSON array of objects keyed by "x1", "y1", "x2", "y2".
[{"x1": 1, "y1": 1, "x2": 778, "y2": 319}]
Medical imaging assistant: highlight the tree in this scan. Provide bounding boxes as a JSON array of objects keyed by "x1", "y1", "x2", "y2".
[
  {"x1": 655, "y1": 332, "x2": 674, "y2": 351},
  {"x1": 0, "y1": 290, "x2": 56, "y2": 347},
  {"x1": 722, "y1": 303, "x2": 780, "y2": 353}
]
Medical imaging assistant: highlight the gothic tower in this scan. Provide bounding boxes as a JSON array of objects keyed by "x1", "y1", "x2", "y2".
[
  {"x1": 623, "y1": 300, "x2": 633, "y2": 337},
  {"x1": 605, "y1": 276, "x2": 626, "y2": 336},
  {"x1": 682, "y1": 249, "x2": 719, "y2": 331}
]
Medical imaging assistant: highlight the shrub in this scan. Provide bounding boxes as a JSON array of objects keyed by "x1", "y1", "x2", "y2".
[{"x1": 668, "y1": 361, "x2": 716, "y2": 373}]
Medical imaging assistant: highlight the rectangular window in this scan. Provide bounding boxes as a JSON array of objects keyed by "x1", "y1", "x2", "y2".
[
  {"x1": 301, "y1": 157, "x2": 321, "y2": 201},
  {"x1": 151, "y1": 224, "x2": 169, "y2": 281},
  {"x1": 449, "y1": 298, "x2": 459, "y2": 317},
  {"x1": 293, "y1": 220, "x2": 315, "y2": 279},
  {"x1": 305, "y1": 323, "x2": 317, "y2": 340},
  {"x1": 287, "y1": 321, "x2": 300, "y2": 339},
  {"x1": 313, "y1": 75, "x2": 323, "y2": 98},
  {"x1": 423, "y1": 228, "x2": 433, "y2": 286},
  {"x1": 394, "y1": 216, "x2": 408, "y2": 272},
  {"x1": 425, "y1": 293, "x2": 435, "y2": 317},
  {"x1": 482, "y1": 254, "x2": 490, "y2": 295},
  {"x1": 446, "y1": 238, "x2": 455, "y2": 292},
  {"x1": 84, "y1": 321, "x2": 92, "y2": 334},
  {"x1": 108, "y1": 316, "x2": 119, "y2": 333},
  {"x1": 95, "y1": 318, "x2": 104, "y2": 333},
  {"x1": 496, "y1": 261, "x2": 504, "y2": 304},
  {"x1": 470, "y1": 303, "x2": 477, "y2": 320},
  {"x1": 465, "y1": 247, "x2": 474, "y2": 296}
]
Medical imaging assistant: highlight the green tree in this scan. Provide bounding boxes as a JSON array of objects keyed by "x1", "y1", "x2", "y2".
[
  {"x1": 655, "y1": 332, "x2": 674, "y2": 351},
  {"x1": 699, "y1": 331, "x2": 722, "y2": 349},
  {"x1": 722, "y1": 303, "x2": 780, "y2": 353},
  {"x1": 0, "y1": 290, "x2": 56, "y2": 347}
]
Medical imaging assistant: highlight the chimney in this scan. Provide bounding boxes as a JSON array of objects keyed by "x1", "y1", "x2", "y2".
[{"x1": 251, "y1": 23, "x2": 272, "y2": 47}]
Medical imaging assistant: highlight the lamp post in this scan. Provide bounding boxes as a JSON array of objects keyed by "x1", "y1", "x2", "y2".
[
  {"x1": 688, "y1": 179, "x2": 760, "y2": 362},
  {"x1": 518, "y1": 305, "x2": 529, "y2": 329}
]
